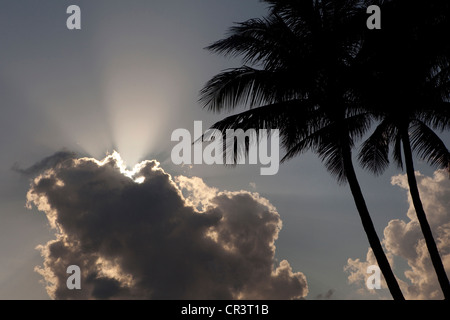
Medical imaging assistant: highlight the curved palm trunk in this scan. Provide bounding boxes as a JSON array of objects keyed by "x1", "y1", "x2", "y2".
[
  {"x1": 401, "y1": 132, "x2": 450, "y2": 300},
  {"x1": 342, "y1": 144, "x2": 405, "y2": 300}
]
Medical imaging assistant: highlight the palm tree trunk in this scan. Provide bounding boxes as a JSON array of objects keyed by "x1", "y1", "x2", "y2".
[
  {"x1": 342, "y1": 143, "x2": 405, "y2": 300},
  {"x1": 401, "y1": 132, "x2": 450, "y2": 300}
]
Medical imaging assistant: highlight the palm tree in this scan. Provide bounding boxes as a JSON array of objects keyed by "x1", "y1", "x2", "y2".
[
  {"x1": 356, "y1": 0, "x2": 450, "y2": 299},
  {"x1": 199, "y1": 0, "x2": 404, "y2": 300}
]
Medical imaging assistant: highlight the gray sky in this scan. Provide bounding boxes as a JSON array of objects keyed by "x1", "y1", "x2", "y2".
[{"x1": 0, "y1": 0, "x2": 448, "y2": 300}]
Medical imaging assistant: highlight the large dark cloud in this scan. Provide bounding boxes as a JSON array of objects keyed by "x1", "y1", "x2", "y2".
[{"x1": 26, "y1": 152, "x2": 307, "y2": 300}]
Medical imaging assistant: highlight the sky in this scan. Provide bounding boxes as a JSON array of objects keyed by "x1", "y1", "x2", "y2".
[{"x1": 0, "y1": 0, "x2": 449, "y2": 300}]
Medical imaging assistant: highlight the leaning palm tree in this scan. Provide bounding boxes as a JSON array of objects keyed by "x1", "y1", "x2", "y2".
[
  {"x1": 200, "y1": 0, "x2": 404, "y2": 299},
  {"x1": 356, "y1": 0, "x2": 450, "y2": 299}
]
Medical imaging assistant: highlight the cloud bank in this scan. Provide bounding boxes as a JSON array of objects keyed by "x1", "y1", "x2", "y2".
[
  {"x1": 26, "y1": 152, "x2": 307, "y2": 300},
  {"x1": 345, "y1": 170, "x2": 450, "y2": 299}
]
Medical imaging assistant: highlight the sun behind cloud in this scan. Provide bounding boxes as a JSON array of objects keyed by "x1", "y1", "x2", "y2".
[{"x1": 26, "y1": 152, "x2": 308, "y2": 300}]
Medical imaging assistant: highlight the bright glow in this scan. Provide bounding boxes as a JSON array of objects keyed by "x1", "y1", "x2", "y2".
[
  {"x1": 98, "y1": 27, "x2": 185, "y2": 166},
  {"x1": 77, "y1": 151, "x2": 157, "y2": 184},
  {"x1": 135, "y1": 176, "x2": 146, "y2": 184},
  {"x1": 96, "y1": 257, "x2": 135, "y2": 288}
]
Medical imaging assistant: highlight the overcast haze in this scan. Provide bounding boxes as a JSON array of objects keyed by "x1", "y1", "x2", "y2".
[{"x1": 0, "y1": 0, "x2": 449, "y2": 300}]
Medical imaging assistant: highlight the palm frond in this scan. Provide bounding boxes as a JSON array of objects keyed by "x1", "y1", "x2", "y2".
[
  {"x1": 282, "y1": 111, "x2": 372, "y2": 183},
  {"x1": 206, "y1": 99, "x2": 315, "y2": 164},
  {"x1": 209, "y1": 99, "x2": 309, "y2": 132},
  {"x1": 318, "y1": 135, "x2": 348, "y2": 184},
  {"x1": 345, "y1": 112, "x2": 373, "y2": 141},
  {"x1": 206, "y1": 13, "x2": 302, "y2": 70},
  {"x1": 410, "y1": 120, "x2": 450, "y2": 172},
  {"x1": 281, "y1": 120, "x2": 348, "y2": 183},
  {"x1": 199, "y1": 66, "x2": 307, "y2": 112},
  {"x1": 358, "y1": 119, "x2": 393, "y2": 176},
  {"x1": 281, "y1": 121, "x2": 335, "y2": 163},
  {"x1": 417, "y1": 102, "x2": 450, "y2": 132},
  {"x1": 392, "y1": 134, "x2": 404, "y2": 170}
]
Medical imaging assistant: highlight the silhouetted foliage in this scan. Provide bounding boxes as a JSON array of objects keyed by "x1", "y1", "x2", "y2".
[{"x1": 200, "y1": 0, "x2": 405, "y2": 300}]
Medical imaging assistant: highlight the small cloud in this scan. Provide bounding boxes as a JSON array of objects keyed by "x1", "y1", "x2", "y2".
[
  {"x1": 13, "y1": 150, "x2": 76, "y2": 177},
  {"x1": 315, "y1": 289, "x2": 335, "y2": 300},
  {"x1": 249, "y1": 182, "x2": 257, "y2": 189}
]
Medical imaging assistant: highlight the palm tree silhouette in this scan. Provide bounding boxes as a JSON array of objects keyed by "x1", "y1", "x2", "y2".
[
  {"x1": 356, "y1": 0, "x2": 450, "y2": 299},
  {"x1": 200, "y1": 0, "x2": 404, "y2": 299}
]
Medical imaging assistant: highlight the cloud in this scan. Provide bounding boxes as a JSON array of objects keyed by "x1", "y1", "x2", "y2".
[
  {"x1": 26, "y1": 152, "x2": 308, "y2": 300},
  {"x1": 345, "y1": 170, "x2": 450, "y2": 299},
  {"x1": 344, "y1": 248, "x2": 393, "y2": 299},
  {"x1": 315, "y1": 289, "x2": 335, "y2": 300},
  {"x1": 13, "y1": 150, "x2": 76, "y2": 177}
]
